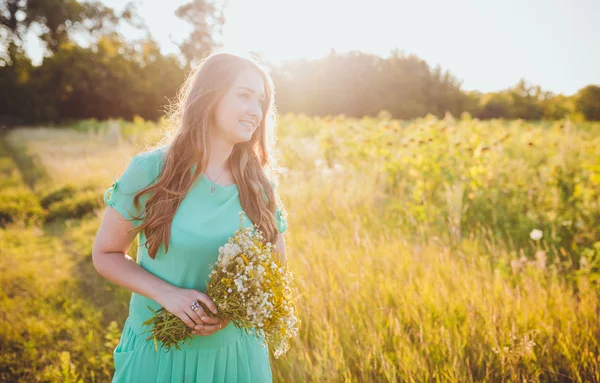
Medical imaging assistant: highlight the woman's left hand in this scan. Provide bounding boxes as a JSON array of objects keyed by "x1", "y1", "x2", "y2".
[{"x1": 192, "y1": 316, "x2": 231, "y2": 336}]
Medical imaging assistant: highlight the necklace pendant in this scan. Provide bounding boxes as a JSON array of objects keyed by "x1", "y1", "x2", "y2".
[{"x1": 210, "y1": 184, "x2": 216, "y2": 194}]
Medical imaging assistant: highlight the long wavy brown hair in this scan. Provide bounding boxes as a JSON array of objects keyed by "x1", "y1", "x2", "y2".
[{"x1": 130, "y1": 51, "x2": 285, "y2": 259}]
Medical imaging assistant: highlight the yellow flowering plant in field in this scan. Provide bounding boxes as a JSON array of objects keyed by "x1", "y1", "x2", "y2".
[{"x1": 143, "y1": 211, "x2": 300, "y2": 358}]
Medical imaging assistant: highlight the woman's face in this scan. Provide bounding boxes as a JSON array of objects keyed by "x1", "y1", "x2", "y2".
[{"x1": 212, "y1": 67, "x2": 265, "y2": 146}]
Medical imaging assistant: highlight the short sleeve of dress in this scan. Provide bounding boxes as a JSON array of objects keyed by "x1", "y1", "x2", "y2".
[
  {"x1": 276, "y1": 205, "x2": 288, "y2": 234},
  {"x1": 269, "y1": 179, "x2": 288, "y2": 234},
  {"x1": 103, "y1": 156, "x2": 149, "y2": 227}
]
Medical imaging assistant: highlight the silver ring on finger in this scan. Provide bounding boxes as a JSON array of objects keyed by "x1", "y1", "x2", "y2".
[{"x1": 191, "y1": 300, "x2": 200, "y2": 311}]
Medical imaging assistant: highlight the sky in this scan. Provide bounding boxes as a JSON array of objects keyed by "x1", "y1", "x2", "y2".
[{"x1": 23, "y1": 0, "x2": 600, "y2": 95}]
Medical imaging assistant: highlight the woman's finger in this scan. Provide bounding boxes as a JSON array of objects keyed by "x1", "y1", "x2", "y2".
[
  {"x1": 180, "y1": 312, "x2": 197, "y2": 329},
  {"x1": 193, "y1": 292, "x2": 218, "y2": 315},
  {"x1": 193, "y1": 323, "x2": 220, "y2": 336},
  {"x1": 188, "y1": 303, "x2": 207, "y2": 325},
  {"x1": 198, "y1": 314, "x2": 220, "y2": 325},
  {"x1": 194, "y1": 320, "x2": 220, "y2": 332},
  {"x1": 192, "y1": 329, "x2": 216, "y2": 336}
]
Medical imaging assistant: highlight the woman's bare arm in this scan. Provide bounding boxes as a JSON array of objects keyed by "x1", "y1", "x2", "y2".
[
  {"x1": 92, "y1": 207, "x2": 225, "y2": 334},
  {"x1": 92, "y1": 207, "x2": 175, "y2": 303}
]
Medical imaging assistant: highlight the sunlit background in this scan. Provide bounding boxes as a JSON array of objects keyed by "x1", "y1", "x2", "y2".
[
  {"x1": 2, "y1": 0, "x2": 600, "y2": 382},
  {"x1": 22, "y1": 0, "x2": 600, "y2": 94}
]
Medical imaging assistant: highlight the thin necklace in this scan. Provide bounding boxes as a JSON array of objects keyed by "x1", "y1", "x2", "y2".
[{"x1": 204, "y1": 167, "x2": 227, "y2": 195}]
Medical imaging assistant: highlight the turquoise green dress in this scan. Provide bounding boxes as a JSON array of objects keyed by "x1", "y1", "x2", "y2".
[{"x1": 103, "y1": 146, "x2": 288, "y2": 383}]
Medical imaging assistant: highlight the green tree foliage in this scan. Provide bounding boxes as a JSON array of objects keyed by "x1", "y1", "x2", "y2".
[
  {"x1": 1, "y1": 39, "x2": 186, "y2": 123},
  {"x1": 24, "y1": 0, "x2": 120, "y2": 54},
  {"x1": 1, "y1": 0, "x2": 599, "y2": 125},
  {"x1": 506, "y1": 79, "x2": 543, "y2": 120},
  {"x1": 477, "y1": 79, "x2": 588, "y2": 121},
  {"x1": 540, "y1": 93, "x2": 572, "y2": 120},
  {"x1": 174, "y1": 0, "x2": 225, "y2": 66},
  {"x1": 12, "y1": 34, "x2": 185, "y2": 122},
  {"x1": 0, "y1": 0, "x2": 192, "y2": 123},
  {"x1": 272, "y1": 50, "x2": 470, "y2": 119},
  {"x1": 575, "y1": 85, "x2": 600, "y2": 121},
  {"x1": 0, "y1": 0, "x2": 28, "y2": 67},
  {"x1": 0, "y1": 0, "x2": 130, "y2": 63},
  {"x1": 479, "y1": 92, "x2": 512, "y2": 119}
]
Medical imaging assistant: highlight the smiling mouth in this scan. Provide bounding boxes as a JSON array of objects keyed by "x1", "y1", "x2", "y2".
[{"x1": 240, "y1": 120, "x2": 254, "y2": 129}]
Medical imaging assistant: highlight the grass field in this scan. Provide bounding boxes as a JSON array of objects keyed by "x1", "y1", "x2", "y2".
[{"x1": 1, "y1": 114, "x2": 600, "y2": 382}]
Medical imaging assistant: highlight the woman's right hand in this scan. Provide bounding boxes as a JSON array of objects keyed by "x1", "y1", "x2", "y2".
[{"x1": 157, "y1": 286, "x2": 222, "y2": 334}]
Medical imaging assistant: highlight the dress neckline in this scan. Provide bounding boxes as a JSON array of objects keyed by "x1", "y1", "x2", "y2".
[
  {"x1": 188, "y1": 163, "x2": 238, "y2": 190},
  {"x1": 201, "y1": 174, "x2": 238, "y2": 190}
]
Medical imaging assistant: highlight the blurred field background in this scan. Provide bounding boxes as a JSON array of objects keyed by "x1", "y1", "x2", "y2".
[
  {"x1": 2, "y1": 0, "x2": 600, "y2": 382},
  {"x1": 2, "y1": 116, "x2": 600, "y2": 382}
]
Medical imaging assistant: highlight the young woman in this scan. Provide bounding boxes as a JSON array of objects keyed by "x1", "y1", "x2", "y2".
[{"x1": 92, "y1": 51, "x2": 288, "y2": 382}]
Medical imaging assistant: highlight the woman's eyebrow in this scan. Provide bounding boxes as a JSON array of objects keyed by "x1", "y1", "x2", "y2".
[{"x1": 237, "y1": 86, "x2": 265, "y2": 100}]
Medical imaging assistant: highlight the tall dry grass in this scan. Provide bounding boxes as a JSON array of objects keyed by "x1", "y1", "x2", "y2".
[{"x1": 1, "y1": 115, "x2": 599, "y2": 382}]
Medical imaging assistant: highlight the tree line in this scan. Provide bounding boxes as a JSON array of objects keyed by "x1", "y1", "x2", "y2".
[{"x1": 1, "y1": 0, "x2": 599, "y2": 126}]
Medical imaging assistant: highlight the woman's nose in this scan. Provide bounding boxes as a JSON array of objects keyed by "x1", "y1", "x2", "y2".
[{"x1": 249, "y1": 104, "x2": 261, "y2": 120}]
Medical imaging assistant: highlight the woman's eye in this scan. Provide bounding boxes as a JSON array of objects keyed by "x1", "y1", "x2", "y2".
[{"x1": 239, "y1": 93, "x2": 250, "y2": 99}]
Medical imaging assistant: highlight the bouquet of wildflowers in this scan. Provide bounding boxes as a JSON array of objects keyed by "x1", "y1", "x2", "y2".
[{"x1": 143, "y1": 211, "x2": 300, "y2": 358}]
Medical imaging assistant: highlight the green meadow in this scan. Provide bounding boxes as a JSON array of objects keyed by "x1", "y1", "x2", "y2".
[{"x1": 1, "y1": 114, "x2": 600, "y2": 382}]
